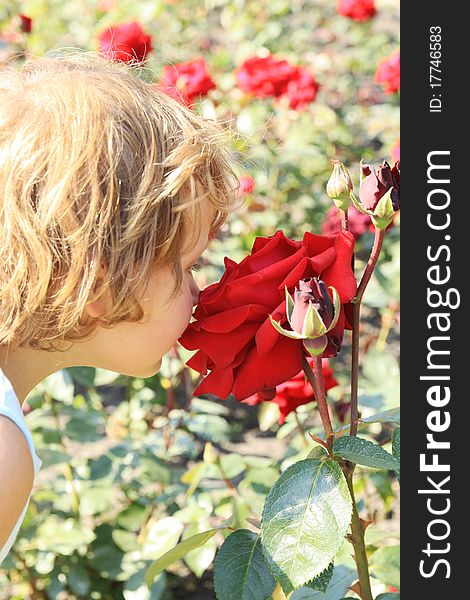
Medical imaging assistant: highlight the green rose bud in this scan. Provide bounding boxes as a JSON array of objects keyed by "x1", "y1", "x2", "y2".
[{"x1": 326, "y1": 160, "x2": 353, "y2": 212}]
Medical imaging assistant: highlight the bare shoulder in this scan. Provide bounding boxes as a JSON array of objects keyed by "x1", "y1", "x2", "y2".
[{"x1": 0, "y1": 415, "x2": 35, "y2": 549}]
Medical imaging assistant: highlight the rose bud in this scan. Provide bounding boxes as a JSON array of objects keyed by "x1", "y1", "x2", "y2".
[
  {"x1": 326, "y1": 160, "x2": 353, "y2": 211},
  {"x1": 351, "y1": 160, "x2": 400, "y2": 229},
  {"x1": 269, "y1": 277, "x2": 341, "y2": 357},
  {"x1": 19, "y1": 15, "x2": 33, "y2": 34}
]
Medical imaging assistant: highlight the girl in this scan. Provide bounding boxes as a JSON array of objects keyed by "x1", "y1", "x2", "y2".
[{"x1": 0, "y1": 49, "x2": 243, "y2": 564}]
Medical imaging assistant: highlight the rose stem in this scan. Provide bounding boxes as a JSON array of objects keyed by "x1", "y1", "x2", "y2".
[
  {"x1": 344, "y1": 226, "x2": 386, "y2": 598},
  {"x1": 350, "y1": 227, "x2": 385, "y2": 436},
  {"x1": 341, "y1": 208, "x2": 349, "y2": 231},
  {"x1": 353, "y1": 228, "x2": 385, "y2": 305},
  {"x1": 342, "y1": 466, "x2": 374, "y2": 600},
  {"x1": 302, "y1": 356, "x2": 334, "y2": 451}
]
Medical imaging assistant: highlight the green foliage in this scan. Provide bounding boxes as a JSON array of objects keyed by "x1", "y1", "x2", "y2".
[
  {"x1": 289, "y1": 566, "x2": 356, "y2": 599},
  {"x1": 370, "y1": 545, "x2": 400, "y2": 590},
  {"x1": 333, "y1": 436, "x2": 399, "y2": 470},
  {"x1": 214, "y1": 529, "x2": 276, "y2": 600},
  {"x1": 146, "y1": 527, "x2": 223, "y2": 585},
  {"x1": 261, "y1": 459, "x2": 352, "y2": 594},
  {"x1": 392, "y1": 427, "x2": 400, "y2": 482},
  {"x1": 1, "y1": 0, "x2": 399, "y2": 597}
]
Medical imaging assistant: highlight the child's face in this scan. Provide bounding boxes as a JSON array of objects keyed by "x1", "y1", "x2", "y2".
[{"x1": 79, "y1": 197, "x2": 214, "y2": 378}]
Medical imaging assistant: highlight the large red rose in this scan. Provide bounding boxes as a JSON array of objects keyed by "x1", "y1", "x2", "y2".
[
  {"x1": 158, "y1": 58, "x2": 216, "y2": 106},
  {"x1": 375, "y1": 50, "x2": 400, "y2": 94},
  {"x1": 178, "y1": 230, "x2": 356, "y2": 401},
  {"x1": 242, "y1": 358, "x2": 338, "y2": 424},
  {"x1": 337, "y1": 0, "x2": 376, "y2": 21},
  {"x1": 98, "y1": 21, "x2": 153, "y2": 63}
]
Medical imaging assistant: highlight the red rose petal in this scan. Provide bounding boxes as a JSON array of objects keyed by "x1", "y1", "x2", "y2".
[
  {"x1": 321, "y1": 231, "x2": 357, "y2": 302},
  {"x1": 255, "y1": 299, "x2": 286, "y2": 356},
  {"x1": 186, "y1": 350, "x2": 210, "y2": 374},
  {"x1": 232, "y1": 336, "x2": 304, "y2": 400},
  {"x1": 198, "y1": 304, "x2": 266, "y2": 333},
  {"x1": 194, "y1": 367, "x2": 234, "y2": 400}
]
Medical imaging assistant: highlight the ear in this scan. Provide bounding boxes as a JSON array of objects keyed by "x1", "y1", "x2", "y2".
[{"x1": 83, "y1": 296, "x2": 108, "y2": 319}]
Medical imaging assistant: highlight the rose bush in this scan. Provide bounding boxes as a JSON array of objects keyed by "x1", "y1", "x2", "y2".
[
  {"x1": 321, "y1": 205, "x2": 372, "y2": 239},
  {"x1": 238, "y1": 175, "x2": 255, "y2": 194},
  {"x1": 158, "y1": 58, "x2": 216, "y2": 106},
  {"x1": 97, "y1": 21, "x2": 153, "y2": 63},
  {"x1": 375, "y1": 49, "x2": 400, "y2": 94},
  {"x1": 337, "y1": 0, "x2": 376, "y2": 21},
  {"x1": 235, "y1": 55, "x2": 319, "y2": 110},
  {"x1": 179, "y1": 229, "x2": 356, "y2": 401},
  {"x1": 242, "y1": 357, "x2": 338, "y2": 423}
]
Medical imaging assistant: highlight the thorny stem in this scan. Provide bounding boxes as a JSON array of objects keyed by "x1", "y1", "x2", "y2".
[
  {"x1": 302, "y1": 356, "x2": 334, "y2": 452},
  {"x1": 343, "y1": 466, "x2": 374, "y2": 600},
  {"x1": 352, "y1": 228, "x2": 385, "y2": 306},
  {"x1": 350, "y1": 227, "x2": 385, "y2": 437},
  {"x1": 349, "y1": 302, "x2": 361, "y2": 437},
  {"x1": 341, "y1": 208, "x2": 349, "y2": 231}
]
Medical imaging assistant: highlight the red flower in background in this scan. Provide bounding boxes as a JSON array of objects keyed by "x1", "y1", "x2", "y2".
[
  {"x1": 159, "y1": 58, "x2": 216, "y2": 106},
  {"x1": 239, "y1": 175, "x2": 255, "y2": 194},
  {"x1": 236, "y1": 55, "x2": 297, "y2": 98},
  {"x1": 375, "y1": 50, "x2": 400, "y2": 94},
  {"x1": 19, "y1": 15, "x2": 33, "y2": 33},
  {"x1": 283, "y1": 66, "x2": 319, "y2": 110},
  {"x1": 337, "y1": 0, "x2": 376, "y2": 21},
  {"x1": 98, "y1": 22, "x2": 153, "y2": 63},
  {"x1": 236, "y1": 55, "x2": 318, "y2": 110},
  {"x1": 179, "y1": 230, "x2": 356, "y2": 401},
  {"x1": 242, "y1": 358, "x2": 338, "y2": 423},
  {"x1": 321, "y1": 205, "x2": 371, "y2": 240}
]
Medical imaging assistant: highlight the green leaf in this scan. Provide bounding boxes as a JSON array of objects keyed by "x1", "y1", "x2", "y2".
[
  {"x1": 67, "y1": 366, "x2": 96, "y2": 387},
  {"x1": 117, "y1": 503, "x2": 147, "y2": 531},
  {"x1": 67, "y1": 564, "x2": 91, "y2": 597},
  {"x1": 214, "y1": 529, "x2": 276, "y2": 600},
  {"x1": 370, "y1": 545, "x2": 400, "y2": 590},
  {"x1": 36, "y1": 517, "x2": 95, "y2": 555},
  {"x1": 376, "y1": 595, "x2": 400, "y2": 599},
  {"x1": 142, "y1": 516, "x2": 185, "y2": 562},
  {"x1": 183, "y1": 522, "x2": 217, "y2": 578},
  {"x1": 290, "y1": 566, "x2": 356, "y2": 599},
  {"x1": 261, "y1": 459, "x2": 352, "y2": 594},
  {"x1": 362, "y1": 407, "x2": 400, "y2": 426},
  {"x1": 306, "y1": 562, "x2": 334, "y2": 592},
  {"x1": 392, "y1": 428, "x2": 400, "y2": 482},
  {"x1": 145, "y1": 528, "x2": 222, "y2": 586},
  {"x1": 333, "y1": 436, "x2": 399, "y2": 470},
  {"x1": 42, "y1": 370, "x2": 75, "y2": 403}
]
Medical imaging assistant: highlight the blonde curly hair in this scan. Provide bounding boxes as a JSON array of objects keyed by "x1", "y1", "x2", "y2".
[{"x1": 0, "y1": 49, "x2": 244, "y2": 351}]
